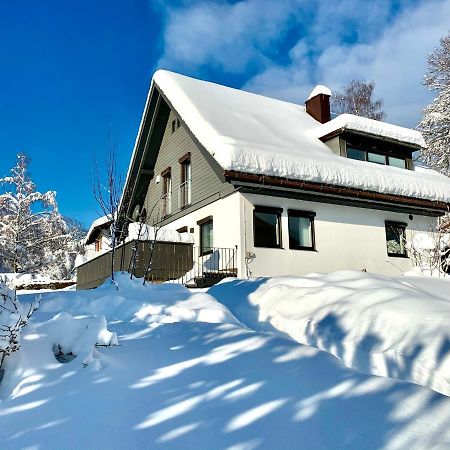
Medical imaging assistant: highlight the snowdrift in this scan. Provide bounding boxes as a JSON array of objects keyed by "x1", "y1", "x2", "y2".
[
  {"x1": 3, "y1": 273, "x2": 450, "y2": 449},
  {"x1": 209, "y1": 270, "x2": 450, "y2": 396}
]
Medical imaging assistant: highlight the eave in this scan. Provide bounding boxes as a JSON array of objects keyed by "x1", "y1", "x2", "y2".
[{"x1": 224, "y1": 170, "x2": 449, "y2": 215}]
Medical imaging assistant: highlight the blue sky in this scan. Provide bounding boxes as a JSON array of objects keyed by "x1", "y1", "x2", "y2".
[{"x1": 1, "y1": 0, "x2": 449, "y2": 227}]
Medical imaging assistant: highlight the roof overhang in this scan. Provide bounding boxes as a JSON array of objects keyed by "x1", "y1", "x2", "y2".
[{"x1": 224, "y1": 170, "x2": 449, "y2": 216}]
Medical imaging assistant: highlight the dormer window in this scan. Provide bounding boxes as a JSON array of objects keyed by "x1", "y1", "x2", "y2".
[{"x1": 347, "y1": 146, "x2": 406, "y2": 169}]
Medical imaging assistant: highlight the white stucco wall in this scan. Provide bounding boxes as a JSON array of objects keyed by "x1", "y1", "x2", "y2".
[
  {"x1": 162, "y1": 192, "x2": 244, "y2": 275},
  {"x1": 161, "y1": 190, "x2": 438, "y2": 278},
  {"x1": 241, "y1": 193, "x2": 437, "y2": 277}
]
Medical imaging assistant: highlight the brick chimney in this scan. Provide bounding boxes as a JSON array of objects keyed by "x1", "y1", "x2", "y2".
[{"x1": 305, "y1": 85, "x2": 331, "y2": 123}]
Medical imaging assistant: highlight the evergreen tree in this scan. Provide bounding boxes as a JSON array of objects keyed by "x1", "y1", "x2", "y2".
[{"x1": 332, "y1": 79, "x2": 386, "y2": 121}]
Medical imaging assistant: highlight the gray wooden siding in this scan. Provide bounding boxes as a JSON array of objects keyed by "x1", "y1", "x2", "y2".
[{"x1": 144, "y1": 110, "x2": 231, "y2": 224}]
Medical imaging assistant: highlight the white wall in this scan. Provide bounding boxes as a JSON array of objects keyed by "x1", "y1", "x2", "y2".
[
  {"x1": 162, "y1": 192, "x2": 244, "y2": 275},
  {"x1": 241, "y1": 193, "x2": 437, "y2": 277}
]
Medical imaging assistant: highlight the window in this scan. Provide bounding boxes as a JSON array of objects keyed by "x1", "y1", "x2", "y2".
[
  {"x1": 95, "y1": 239, "x2": 102, "y2": 252},
  {"x1": 385, "y1": 221, "x2": 407, "y2": 257},
  {"x1": 367, "y1": 152, "x2": 385, "y2": 165},
  {"x1": 179, "y1": 153, "x2": 192, "y2": 208},
  {"x1": 253, "y1": 206, "x2": 282, "y2": 248},
  {"x1": 197, "y1": 217, "x2": 213, "y2": 255},
  {"x1": 347, "y1": 146, "x2": 406, "y2": 168},
  {"x1": 388, "y1": 156, "x2": 406, "y2": 168},
  {"x1": 171, "y1": 118, "x2": 181, "y2": 133},
  {"x1": 161, "y1": 168, "x2": 172, "y2": 216},
  {"x1": 288, "y1": 210, "x2": 316, "y2": 250},
  {"x1": 347, "y1": 147, "x2": 365, "y2": 161}
]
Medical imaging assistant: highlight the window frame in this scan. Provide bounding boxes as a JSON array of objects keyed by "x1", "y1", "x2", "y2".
[
  {"x1": 161, "y1": 167, "x2": 172, "y2": 217},
  {"x1": 346, "y1": 145, "x2": 407, "y2": 168},
  {"x1": 179, "y1": 152, "x2": 192, "y2": 208},
  {"x1": 197, "y1": 216, "x2": 213, "y2": 256},
  {"x1": 385, "y1": 221, "x2": 408, "y2": 258},
  {"x1": 253, "y1": 205, "x2": 283, "y2": 249},
  {"x1": 287, "y1": 209, "x2": 316, "y2": 251}
]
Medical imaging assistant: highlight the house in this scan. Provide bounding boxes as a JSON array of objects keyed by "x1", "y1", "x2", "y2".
[
  {"x1": 83, "y1": 215, "x2": 113, "y2": 260},
  {"x1": 115, "y1": 70, "x2": 450, "y2": 281}
]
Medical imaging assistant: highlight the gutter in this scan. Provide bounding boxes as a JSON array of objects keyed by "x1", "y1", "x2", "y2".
[{"x1": 224, "y1": 170, "x2": 449, "y2": 213}]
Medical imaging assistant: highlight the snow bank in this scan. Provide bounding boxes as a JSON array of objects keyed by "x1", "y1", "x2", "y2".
[
  {"x1": 4, "y1": 273, "x2": 450, "y2": 448},
  {"x1": 37, "y1": 273, "x2": 237, "y2": 328},
  {"x1": 209, "y1": 270, "x2": 450, "y2": 396},
  {"x1": 152, "y1": 70, "x2": 450, "y2": 203},
  {"x1": 126, "y1": 222, "x2": 194, "y2": 244}
]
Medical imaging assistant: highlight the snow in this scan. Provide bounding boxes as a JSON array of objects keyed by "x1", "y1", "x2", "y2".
[
  {"x1": 307, "y1": 84, "x2": 332, "y2": 100},
  {"x1": 84, "y1": 214, "x2": 112, "y2": 245},
  {"x1": 126, "y1": 222, "x2": 194, "y2": 244},
  {"x1": 4, "y1": 272, "x2": 450, "y2": 448},
  {"x1": 312, "y1": 113, "x2": 425, "y2": 147},
  {"x1": 151, "y1": 70, "x2": 450, "y2": 203},
  {"x1": 411, "y1": 232, "x2": 436, "y2": 251},
  {"x1": 209, "y1": 270, "x2": 450, "y2": 397}
]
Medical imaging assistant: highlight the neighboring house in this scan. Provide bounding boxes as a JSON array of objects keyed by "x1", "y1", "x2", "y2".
[
  {"x1": 84, "y1": 215, "x2": 112, "y2": 260},
  {"x1": 116, "y1": 70, "x2": 450, "y2": 279}
]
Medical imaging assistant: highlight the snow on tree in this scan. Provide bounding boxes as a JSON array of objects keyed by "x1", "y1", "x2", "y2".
[
  {"x1": 0, "y1": 276, "x2": 40, "y2": 376},
  {"x1": 424, "y1": 33, "x2": 450, "y2": 91},
  {"x1": 332, "y1": 79, "x2": 386, "y2": 121},
  {"x1": 419, "y1": 31, "x2": 450, "y2": 177},
  {"x1": 419, "y1": 87, "x2": 450, "y2": 176},
  {"x1": 0, "y1": 154, "x2": 70, "y2": 278},
  {"x1": 418, "y1": 31, "x2": 450, "y2": 269}
]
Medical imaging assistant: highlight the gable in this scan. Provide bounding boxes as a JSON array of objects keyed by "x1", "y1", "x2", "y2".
[{"x1": 143, "y1": 108, "x2": 227, "y2": 224}]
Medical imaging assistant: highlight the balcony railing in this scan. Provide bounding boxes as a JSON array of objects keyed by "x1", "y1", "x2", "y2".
[{"x1": 147, "y1": 246, "x2": 237, "y2": 287}]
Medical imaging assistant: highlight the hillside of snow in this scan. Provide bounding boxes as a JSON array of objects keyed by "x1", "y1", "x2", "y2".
[{"x1": 2, "y1": 273, "x2": 450, "y2": 449}]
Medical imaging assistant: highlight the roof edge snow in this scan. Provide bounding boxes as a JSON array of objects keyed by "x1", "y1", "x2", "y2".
[{"x1": 312, "y1": 113, "x2": 425, "y2": 147}]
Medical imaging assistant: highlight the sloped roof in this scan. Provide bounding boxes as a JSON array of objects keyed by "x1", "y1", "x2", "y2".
[
  {"x1": 143, "y1": 70, "x2": 450, "y2": 204},
  {"x1": 84, "y1": 215, "x2": 112, "y2": 245}
]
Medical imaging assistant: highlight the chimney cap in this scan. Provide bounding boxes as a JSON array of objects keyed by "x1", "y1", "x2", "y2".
[{"x1": 307, "y1": 85, "x2": 332, "y2": 101}]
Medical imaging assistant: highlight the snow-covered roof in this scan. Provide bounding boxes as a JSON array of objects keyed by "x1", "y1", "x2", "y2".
[
  {"x1": 307, "y1": 84, "x2": 332, "y2": 100},
  {"x1": 312, "y1": 113, "x2": 425, "y2": 147},
  {"x1": 84, "y1": 215, "x2": 112, "y2": 245},
  {"x1": 150, "y1": 70, "x2": 450, "y2": 204}
]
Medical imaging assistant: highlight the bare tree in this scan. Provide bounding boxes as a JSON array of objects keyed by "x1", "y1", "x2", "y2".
[
  {"x1": 92, "y1": 140, "x2": 123, "y2": 284},
  {"x1": 424, "y1": 32, "x2": 450, "y2": 91},
  {"x1": 332, "y1": 79, "x2": 386, "y2": 120}
]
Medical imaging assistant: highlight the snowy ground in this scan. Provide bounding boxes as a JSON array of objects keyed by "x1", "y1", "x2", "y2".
[{"x1": 1, "y1": 273, "x2": 450, "y2": 449}]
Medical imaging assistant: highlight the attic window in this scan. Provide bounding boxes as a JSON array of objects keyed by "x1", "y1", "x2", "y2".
[
  {"x1": 171, "y1": 118, "x2": 181, "y2": 134},
  {"x1": 347, "y1": 146, "x2": 406, "y2": 168}
]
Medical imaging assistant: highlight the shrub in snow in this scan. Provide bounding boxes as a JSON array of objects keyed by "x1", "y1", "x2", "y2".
[
  {"x1": 406, "y1": 230, "x2": 450, "y2": 276},
  {"x1": 0, "y1": 277, "x2": 40, "y2": 377}
]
